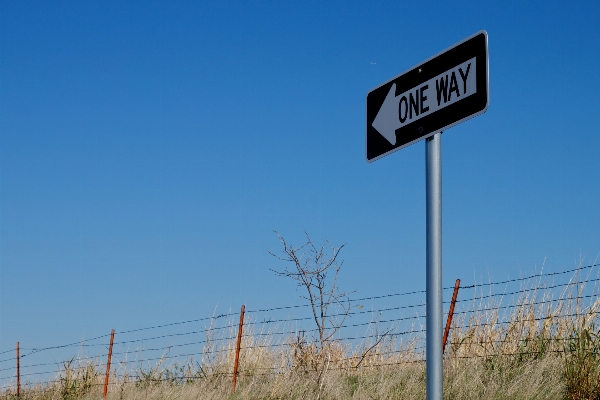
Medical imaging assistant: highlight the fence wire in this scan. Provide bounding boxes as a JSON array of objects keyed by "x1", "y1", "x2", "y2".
[{"x1": 1, "y1": 262, "x2": 598, "y2": 390}]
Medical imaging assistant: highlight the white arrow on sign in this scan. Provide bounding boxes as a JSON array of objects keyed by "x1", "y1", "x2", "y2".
[
  {"x1": 371, "y1": 57, "x2": 477, "y2": 146},
  {"x1": 371, "y1": 83, "x2": 400, "y2": 145}
]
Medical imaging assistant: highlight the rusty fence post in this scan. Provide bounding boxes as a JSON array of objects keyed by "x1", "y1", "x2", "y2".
[
  {"x1": 442, "y1": 279, "x2": 460, "y2": 353},
  {"x1": 103, "y1": 329, "x2": 115, "y2": 399},
  {"x1": 231, "y1": 305, "x2": 245, "y2": 394},
  {"x1": 16, "y1": 342, "x2": 20, "y2": 397}
]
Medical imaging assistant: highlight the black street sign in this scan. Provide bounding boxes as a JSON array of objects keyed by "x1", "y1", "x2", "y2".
[{"x1": 366, "y1": 31, "x2": 489, "y2": 162}]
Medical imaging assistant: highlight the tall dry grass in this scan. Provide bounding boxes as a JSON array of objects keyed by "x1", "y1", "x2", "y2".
[{"x1": 2, "y1": 267, "x2": 599, "y2": 400}]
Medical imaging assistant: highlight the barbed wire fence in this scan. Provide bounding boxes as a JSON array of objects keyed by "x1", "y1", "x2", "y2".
[{"x1": 1, "y1": 262, "x2": 599, "y2": 395}]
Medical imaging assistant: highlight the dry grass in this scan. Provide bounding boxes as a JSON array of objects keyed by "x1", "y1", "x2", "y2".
[
  {"x1": 1, "y1": 357, "x2": 566, "y2": 400},
  {"x1": 3, "y1": 268, "x2": 599, "y2": 400}
]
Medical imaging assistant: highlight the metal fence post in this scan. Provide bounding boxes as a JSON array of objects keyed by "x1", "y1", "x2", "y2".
[
  {"x1": 103, "y1": 329, "x2": 115, "y2": 399},
  {"x1": 16, "y1": 342, "x2": 20, "y2": 397},
  {"x1": 443, "y1": 279, "x2": 461, "y2": 353},
  {"x1": 232, "y1": 305, "x2": 245, "y2": 394}
]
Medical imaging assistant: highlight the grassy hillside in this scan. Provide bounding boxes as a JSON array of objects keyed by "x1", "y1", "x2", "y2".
[{"x1": 2, "y1": 269, "x2": 599, "y2": 400}]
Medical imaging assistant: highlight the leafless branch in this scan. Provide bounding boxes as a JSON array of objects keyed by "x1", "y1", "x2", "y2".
[
  {"x1": 270, "y1": 230, "x2": 353, "y2": 351},
  {"x1": 354, "y1": 329, "x2": 392, "y2": 368}
]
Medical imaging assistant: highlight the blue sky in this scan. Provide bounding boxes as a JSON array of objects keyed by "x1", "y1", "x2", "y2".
[{"x1": 1, "y1": 0, "x2": 599, "y2": 361}]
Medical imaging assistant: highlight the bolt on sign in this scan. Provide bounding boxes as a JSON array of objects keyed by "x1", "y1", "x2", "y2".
[{"x1": 366, "y1": 31, "x2": 489, "y2": 162}]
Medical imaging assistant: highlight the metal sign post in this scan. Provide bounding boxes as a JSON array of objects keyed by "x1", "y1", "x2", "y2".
[
  {"x1": 365, "y1": 31, "x2": 489, "y2": 400},
  {"x1": 426, "y1": 132, "x2": 442, "y2": 399}
]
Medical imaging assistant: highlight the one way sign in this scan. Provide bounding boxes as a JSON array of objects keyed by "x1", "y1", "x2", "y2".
[{"x1": 366, "y1": 31, "x2": 489, "y2": 162}]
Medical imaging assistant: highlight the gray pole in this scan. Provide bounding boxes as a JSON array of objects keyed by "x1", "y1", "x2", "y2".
[{"x1": 426, "y1": 132, "x2": 442, "y2": 400}]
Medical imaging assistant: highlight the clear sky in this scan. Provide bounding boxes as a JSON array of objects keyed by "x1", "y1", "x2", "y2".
[{"x1": 1, "y1": 0, "x2": 599, "y2": 361}]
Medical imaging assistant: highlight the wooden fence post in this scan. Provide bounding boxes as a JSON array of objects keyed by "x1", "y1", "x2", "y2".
[
  {"x1": 16, "y1": 342, "x2": 20, "y2": 397},
  {"x1": 231, "y1": 305, "x2": 245, "y2": 394},
  {"x1": 103, "y1": 329, "x2": 115, "y2": 399},
  {"x1": 442, "y1": 279, "x2": 460, "y2": 353}
]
